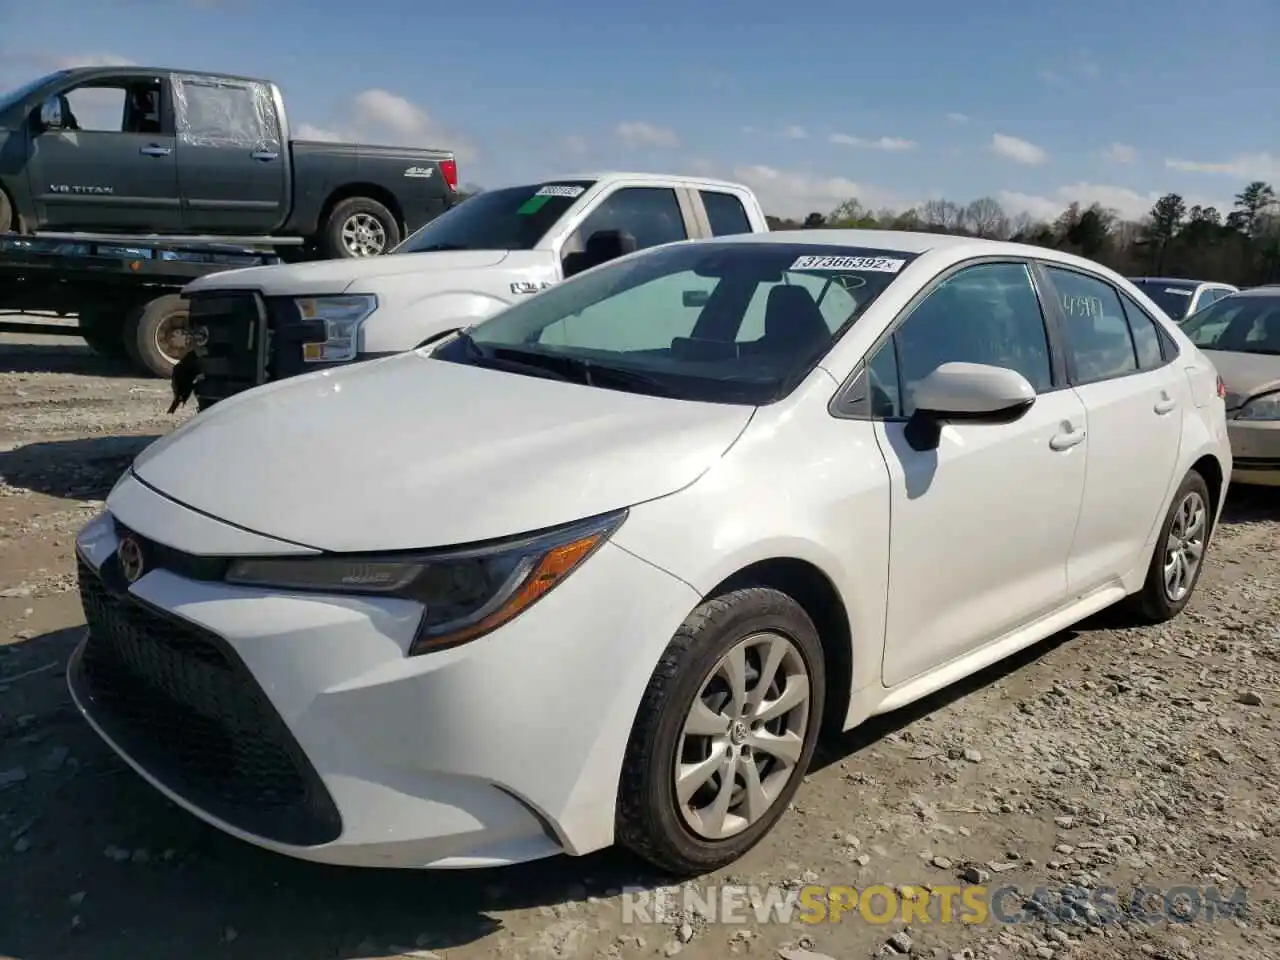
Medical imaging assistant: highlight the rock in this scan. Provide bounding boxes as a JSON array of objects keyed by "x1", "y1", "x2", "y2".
[
  {"x1": 68, "y1": 891, "x2": 87, "y2": 907},
  {"x1": 887, "y1": 931, "x2": 914, "y2": 953},
  {"x1": 932, "y1": 856, "x2": 954, "y2": 869},
  {"x1": 661, "y1": 941, "x2": 682, "y2": 957},
  {"x1": 678, "y1": 922, "x2": 693, "y2": 943},
  {"x1": 962, "y1": 748, "x2": 983, "y2": 763},
  {"x1": 0, "y1": 766, "x2": 27, "y2": 788},
  {"x1": 37, "y1": 746, "x2": 69, "y2": 772},
  {"x1": 961, "y1": 865, "x2": 989, "y2": 883},
  {"x1": 222, "y1": 928, "x2": 238, "y2": 943},
  {"x1": 1236, "y1": 690, "x2": 1262, "y2": 706},
  {"x1": 778, "y1": 949, "x2": 837, "y2": 960},
  {"x1": 13, "y1": 836, "x2": 31, "y2": 853}
]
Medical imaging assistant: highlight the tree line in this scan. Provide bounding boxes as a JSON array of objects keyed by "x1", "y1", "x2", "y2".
[{"x1": 768, "y1": 181, "x2": 1280, "y2": 287}]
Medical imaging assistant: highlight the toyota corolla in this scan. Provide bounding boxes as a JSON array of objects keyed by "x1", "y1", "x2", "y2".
[{"x1": 71, "y1": 230, "x2": 1231, "y2": 876}]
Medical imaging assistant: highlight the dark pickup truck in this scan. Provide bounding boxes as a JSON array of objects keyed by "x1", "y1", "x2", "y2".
[{"x1": 0, "y1": 66, "x2": 458, "y2": 258}]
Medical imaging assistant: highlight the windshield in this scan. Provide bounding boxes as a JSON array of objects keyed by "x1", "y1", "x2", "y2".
[
  {"x1": 432, "y1": 241, "x2": 918, "y2": 404},
  {"x1": 0, "y1": 71, "x2": 69, "y2": 115},
  {"x1": 395, "y1": 180, "x2": 595, "y2": 254},
  {"x1": 1181, "y1": 294, "x2": 1280, "y2": 356},
  {"x1": 1130, "y1": 280, "x2": 1198, "y2": 320}
]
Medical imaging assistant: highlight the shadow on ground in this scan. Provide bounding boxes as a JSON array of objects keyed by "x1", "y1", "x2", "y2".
[
  {"x1": 0, "y1": 340, "x2": 148, "y2": 379},
  {"x1": 1218, "y1": 484, "x2": 1280, "y2": 526},
  {"x1": 0, "y1": 435, "x2": 160, "y2": 503}
]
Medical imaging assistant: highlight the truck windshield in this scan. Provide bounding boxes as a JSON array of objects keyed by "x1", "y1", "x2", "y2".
[
  {"x1": 395, "y1": 181, "x2": 596, "y2": 254},
  {"x1": 432, "y1": 241, "x2": 917, "y2": 405},
  {"x1": 0, "y1": 71, "x2": 69, "y2": 114}
]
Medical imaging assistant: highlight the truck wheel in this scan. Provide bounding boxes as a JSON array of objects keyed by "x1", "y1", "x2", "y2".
[
  {"x1": 79, "y1": 308, "x2": 129, "y2": 359},
  {"x1": 320, "y1": 197, "x2": 401, "y2": 259},
  {"x1": 125, "y1": 294, "x2": 190, "y2": 378},
  {"x1": 0, "y1": 190, "x2": 12, "y2": 233}
]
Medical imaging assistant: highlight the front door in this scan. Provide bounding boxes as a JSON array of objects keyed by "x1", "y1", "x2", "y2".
[
  {"x1": 1037, "y1": 265, "x2": 1186, "y2": 595},
  {"x1": 26, "y1": 73, "x2": 182, "y2": 232},
  {"x1": 172, "y1": 75, "x2": 287, "y2": 235},
  {"x1": 869, "y1": 261, "x2": 1089, "y2": 687}
]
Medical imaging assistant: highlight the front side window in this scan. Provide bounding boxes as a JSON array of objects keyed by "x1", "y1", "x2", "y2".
[
  {"x1": 53, "y1": 77, "x2": 165, "y2": 134},
  {"x1": 867, "y1": 262, "x2": 1054, "y2": 418},
  {"x1": 574, "y1": 187, "x2": 688, "y2": 251},
  {"x1": 433, "y1": 242, "x2": 918, "y2": 404},
  {"x1": 701, "y1": 190, "x2": 753, "y2": 236},
  {"x1": 397, "y1": 180, "x2": 594, "y2": 254},
  {"x1": 1182, "y1": 295, "x2": 1280, "y2": 355},
  {"x1": 1044, "y1": 266, "x2": 1138, "y2": 383}
]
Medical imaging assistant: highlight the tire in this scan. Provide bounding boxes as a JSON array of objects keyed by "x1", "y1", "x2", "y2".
[
  {"x1": 0, "y1": 190, "x2": 12, "y2": 233},
  {"x1": 616, "y1": 587, "x2": 825, "y2": 876},
  {"x1": 1124, "y1": 470, "x2": 1213, "y2": 623},
  {"x1": 124, "y1": 294, "x2": 190, "y2": 378},
  {"x1": 319, "y1": 197, "x2": 401, "y2": 259},
  {"x1": 78, "y1": 308, "x2": 129, "y2": 359}
]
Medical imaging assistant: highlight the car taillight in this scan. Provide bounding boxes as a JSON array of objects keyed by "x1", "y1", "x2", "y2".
[
  {"x1": 1216, "y1": 374, "x2": 1227, "y2": 399},
  {"x1": 439, "y1": 159, "x2": 458, "y2": 191}
]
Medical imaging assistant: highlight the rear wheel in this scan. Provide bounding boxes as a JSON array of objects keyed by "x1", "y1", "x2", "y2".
[
  {"x1": 1125, "y1": 470, "x2": 1213, "y2": 623},
  {"x1": 616, "y1": 588, "x2": 824, "y2": 876},
  {"x1": 125, "y1": 294, "x2": 190, "y2": 378},
  {"x1": 319, "y1": 197, "x2": 400, "y2": 259}
]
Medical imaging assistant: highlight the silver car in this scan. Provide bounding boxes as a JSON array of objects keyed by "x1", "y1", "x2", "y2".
[
  {"x1": 1129, "y1": 277, "x2": 1239, "y2": 323},
  {"x1": 1180, "y1": 286, "x2": 1280, "y2": 486}
]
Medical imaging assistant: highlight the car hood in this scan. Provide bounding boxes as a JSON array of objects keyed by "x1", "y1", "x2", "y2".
[
  {"x1": 130, "y1": 353, "x2": 754, "y2": 552},
  {"x1": 182, "y1": 249, "x2": 511, "y2": 298},
  {"x1": 1203, "y1": 349, "x2": 1280, "y2": 409}
]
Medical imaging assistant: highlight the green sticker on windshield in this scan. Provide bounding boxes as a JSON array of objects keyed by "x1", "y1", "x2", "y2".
[{"x1": 517, "y1": 195, "x2": 551, "y2": 215}]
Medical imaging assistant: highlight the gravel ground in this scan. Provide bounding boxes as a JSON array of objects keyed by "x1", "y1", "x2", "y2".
[{"x1": 1, "y1": 328, "x2": 1278, "y2": 960}]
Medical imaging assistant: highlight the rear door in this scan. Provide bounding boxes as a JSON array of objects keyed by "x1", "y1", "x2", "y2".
[
  {"x1": 1037, "y1": 263, "x2": 1185, "y2": 596},
  {"x1": 26, "y1": 73, "x2": 182, "y2": 231},
  {"x1": 172, "y1": 75, "x2": 287, "y2": 235}
]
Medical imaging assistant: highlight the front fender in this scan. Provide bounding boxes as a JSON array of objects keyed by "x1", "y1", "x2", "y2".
[{"x1": 357, "y1": 290, "x2": 515, "y2": 354}]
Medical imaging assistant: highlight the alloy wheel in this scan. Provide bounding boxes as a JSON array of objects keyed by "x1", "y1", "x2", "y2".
[
  {"x1": 341, "y1": 213, "x2": 387, "y2": 257},
  {"x1": 1163, "y1": 490, "x2": 1207, "y2": 603}
]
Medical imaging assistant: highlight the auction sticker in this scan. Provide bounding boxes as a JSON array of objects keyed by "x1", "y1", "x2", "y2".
[
  {"x1": 790, "y1": 255, "x2": 906, "y2": 273},
  {"x1": 535, "y1": 185, "x2": 587, "y2": 198}
]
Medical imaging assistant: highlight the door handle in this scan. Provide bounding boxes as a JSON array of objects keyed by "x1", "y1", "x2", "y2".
[
  {"x1": 1154, "y1": 395, "x2": 1177, "y2": 415},
  {"x1": 251, "y1": 151, "x2": 279, "y2": 161},
  {"x1": 1049, "y1": 427, "x2": 1086, "y2": 451},
  {"x1": 139, "y1": 145, "x2": 171, "y2": 157}
]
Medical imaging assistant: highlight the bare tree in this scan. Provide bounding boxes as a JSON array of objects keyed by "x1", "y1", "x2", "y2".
[
  {"x1": 963, "y1": 197, "x2": 1009, "y2": 238},
  {"x1": 920, "y1": 199, "x2": 963, "y2": 232}
]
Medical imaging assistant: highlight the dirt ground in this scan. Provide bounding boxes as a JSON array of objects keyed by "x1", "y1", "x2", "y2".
[{"x1": 0, "y1": 326, "x2": 1278, "y2": 960}]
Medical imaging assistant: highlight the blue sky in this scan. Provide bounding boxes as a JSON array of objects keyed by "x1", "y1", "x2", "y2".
[{"x1": 3, "y1": 0, "x2": 1277, "y2": 221}]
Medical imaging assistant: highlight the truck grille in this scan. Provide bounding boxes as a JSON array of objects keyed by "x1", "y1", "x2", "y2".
[
  {"x1": 72, "y1": 555, "x2": 342, "y2": 847},
  {"x1": 186, "y1": 291, "x2": 268, "y2": 406}
]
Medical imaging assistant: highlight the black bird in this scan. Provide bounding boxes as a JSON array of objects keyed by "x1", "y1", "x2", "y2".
[{"x1": 168, "y1": 350, "x2": 203, "y2": 413}]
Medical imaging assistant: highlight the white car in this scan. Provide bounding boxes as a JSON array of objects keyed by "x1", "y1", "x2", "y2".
[{"x1": 71, "y1": 230, "x2": 1232, "y2": 876}]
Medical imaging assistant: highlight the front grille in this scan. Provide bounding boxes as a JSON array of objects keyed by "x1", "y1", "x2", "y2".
[
  {"x1": 112, "y1": 518, "x2": 229, "y2": 581},
  {"x1": 188, "y1": 291, "x2": 268, "y2": 405},
  {"x1": 72, "y1": 555, "x2": 342, "y2": 846}
]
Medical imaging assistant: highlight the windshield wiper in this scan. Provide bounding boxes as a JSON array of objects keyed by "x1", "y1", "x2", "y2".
[{"x1": 490, "y1": 348, "x2": 674, "y2": 396}]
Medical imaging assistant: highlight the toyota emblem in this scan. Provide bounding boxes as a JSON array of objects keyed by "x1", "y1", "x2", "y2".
[{"x1": 117, "y1": 536, "x2": 145, "y2": 583}]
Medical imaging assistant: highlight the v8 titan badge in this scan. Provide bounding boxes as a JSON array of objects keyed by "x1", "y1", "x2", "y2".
[{"x1": 117, "y1": 535, "x2": 145, "y2": 583}]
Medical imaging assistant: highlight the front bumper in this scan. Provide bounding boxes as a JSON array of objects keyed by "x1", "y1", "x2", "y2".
[
  {"x1": 1227, "y1": 419, "x2": 1280, "y2": 487},
  {"x1": 70, "y1": 491, "x2": 700, "y2": 868}
]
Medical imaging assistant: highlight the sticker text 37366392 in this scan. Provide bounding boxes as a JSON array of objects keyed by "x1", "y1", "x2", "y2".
[{"x1": 790, "y1": 255, "x2": 906, "y2": 273}]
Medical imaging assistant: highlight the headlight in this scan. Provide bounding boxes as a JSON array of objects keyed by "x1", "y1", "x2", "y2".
[
  {"x1": 224, "y1": 510, "x2": 626, "y2": 654},
  {"x1": 295, "y1": 295, "x2": 377, "y2": 363},
  {"x1": 1236, "y1": 390, "x2": 1280, "y2": 421}
]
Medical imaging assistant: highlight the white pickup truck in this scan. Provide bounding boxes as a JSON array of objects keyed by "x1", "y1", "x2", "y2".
[{"x1": 176, "y1": 172, "x2": 770, "y2": 408}]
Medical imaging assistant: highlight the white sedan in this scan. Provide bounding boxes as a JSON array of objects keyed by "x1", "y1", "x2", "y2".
[{"x1": 70, "y1": 230, "x2": 1231, "y2": 876}]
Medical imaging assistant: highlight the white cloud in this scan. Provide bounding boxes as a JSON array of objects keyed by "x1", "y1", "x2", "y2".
[
  {"x1": 829, "y1": 133, "x2": 918, "y2": 152},
  {"x1": 783, "y1": 125, "x2": 808, "y2": 140},
  {"x1": 1102, "y1": 143, "x2": 1137, "y2": 164},
  {"x1": 991, "y1": 133, "x2": 1048, "y2": 166},
  {"x1": 946, "y1": 112, "x2": 969, "y2": 124},
  {"x1": 53, "y1": 53, "x2": 135, "y2": 68},
  {"x1": 1165, "y1": 153, "x2": 1280, "y2": 180},
  {"x1": 297, "y1": 88, "x2": 477, "y2": 162},
  {"x1": 729, "y1": 163, "x2": 906, "y2": 218},
  {"x1": 615, "y1": 121, "x2": 680, "y2": 149},
  {"x1": 998, "y1": 182, "x2": 1232, "y2": 223}
]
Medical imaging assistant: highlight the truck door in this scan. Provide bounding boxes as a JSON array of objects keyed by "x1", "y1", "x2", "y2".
[
  {"x1": 26, "y1": 73, "x2": 183, "y2": 232},
  {"x1": 171, "y1": 75, "x2": 287, "y2": 235}
]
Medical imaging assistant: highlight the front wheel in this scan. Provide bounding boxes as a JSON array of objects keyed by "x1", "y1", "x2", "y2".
[
  {"x1": 1125, "y1": 469, "x2": 1213, "y2": 623},
  {"x1": 319, "y1": 197, "x2": 401, "y2": 259},
  {"x1": 616, "y1": 588, "x2": 825, "y2": 876}
]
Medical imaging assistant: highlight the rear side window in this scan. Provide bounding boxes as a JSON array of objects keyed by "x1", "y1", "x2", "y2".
[
  {"x1": 1044, "y1": 266, "x2": 1138, "y2": 383},
  {"x1": 1118, "y1": 294, "x2": 1165, "y2": 369},
  {"x1": 173, "y1": 76, "x2": 279, "y2": 145},
  {"x1": 700, "y1": 191, "x2": 753, "y2": 236}
]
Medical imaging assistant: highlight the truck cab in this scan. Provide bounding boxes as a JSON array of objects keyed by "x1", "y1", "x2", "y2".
[{"x1": 177, "y1": 172, "x2": 771, "y2": 407}]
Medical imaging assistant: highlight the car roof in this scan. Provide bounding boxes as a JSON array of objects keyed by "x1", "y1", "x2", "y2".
[
  {"x1": 541, "y1": 171, "x2": 755, "y2": 192},
  {"x1": 1225, "y1": 285, "x2": 1280, "y2": 298},
  {"x1": 1130, "y1": 277, "x2": 1236, "y2": 289}
]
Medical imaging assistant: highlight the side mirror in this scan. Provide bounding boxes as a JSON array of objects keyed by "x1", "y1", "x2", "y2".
[
  {"x1": 904, "y1": 362, "x2": 1035, "y2": 452},
  {"x1": 682, "y1": 289, "x2": 710, "y2": 308},
  {"x1": 913, "y1": 362, "x2": 1035, "y2": 420},
  {"x1": 38, "y1": 97, "x2": 64, "y2": 130}
]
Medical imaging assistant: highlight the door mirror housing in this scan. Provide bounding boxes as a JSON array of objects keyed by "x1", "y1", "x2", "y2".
[
  {"x1": 913, "y1": 362, "x2": 1036, "y2": 420},
  {"x1": 38, "y1": 96, "x2": 64, "y2": 131}
]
